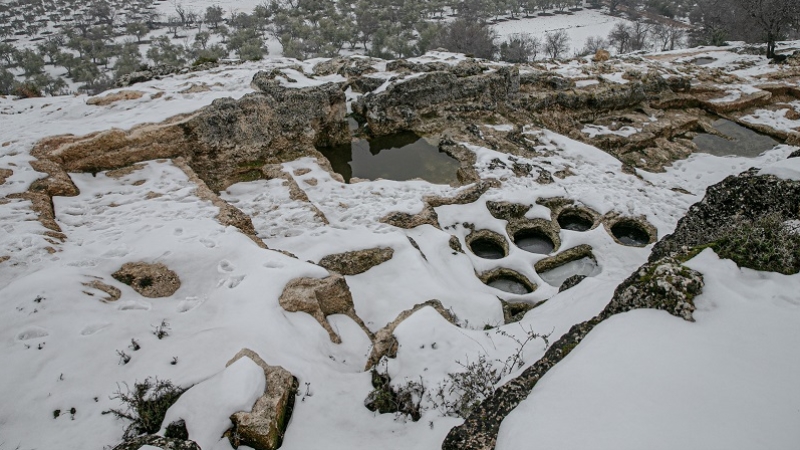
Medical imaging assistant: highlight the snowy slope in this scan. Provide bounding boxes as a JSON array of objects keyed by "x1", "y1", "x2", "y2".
[{"x1": 1, "y1": 47, "x2": 799, "y2": 450}]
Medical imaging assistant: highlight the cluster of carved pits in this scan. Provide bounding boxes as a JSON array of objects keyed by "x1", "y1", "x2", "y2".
[{"x1": 462, "y1": 200, "x2": 657, "y2": 295}]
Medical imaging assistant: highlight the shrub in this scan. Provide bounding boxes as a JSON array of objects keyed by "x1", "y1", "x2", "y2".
[
  {"x1": 712, "y1": 213, "x2": 800, "y2": 274},
  {"x1": 105, "y1": 377, "x2": 187, "y2": 439}
]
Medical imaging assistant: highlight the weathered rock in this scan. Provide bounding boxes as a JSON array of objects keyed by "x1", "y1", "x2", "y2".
[
  {"x1": 318, "y1": 247, "x2": 394, "y2": 275},
  {"x1": 559, "y1": 274, "x2": 586, "y2": 292},
  {"x1": 86, "y1": 90, "x2": 145, "y2": 106},
  {"x1": 448, "y1": 235, "x2": 465, "y2": 253},
  {"x1": 112, "y1": 262, "x2": 181, "y2": 298},
  {"x1": 111, "y1": 434, "x2": 200, "y2": 450},
  {"x1": 500, "y1": 300, "x2": 536, "y2": 324},
  {"x1": 226, "y1": 349, "x2": 298, "y2": 450},
  {"x1": 0, "y1": 168, "x2": 11, "y2": 185},
  {"x1": 354, "y1": 66, "x2": 519, "y2": 135},
  {"x1": 365, "y1": 300, "x2": 456, "y2": 370},
  {"x1": 83, "y1": 279, "x2": 122, "y2": 302},
  {"x1": 593, "y1": 49, "x2": 610, "y2": 62},
  {"x1": 650, "y1": 168, "x2": 800, "y2": 262},
  {"x1": 789, "y1": 148, "x2": 800, "y2": 159},
  {"x1": 534, "y1": 244, "x2": 594, "y2": 273},
  {"x1": 278, "y1": 273, "x2": 371, "y2": 343},
  {"x1": 313, "y1": 56, "x2": 379, "y2": 77}
]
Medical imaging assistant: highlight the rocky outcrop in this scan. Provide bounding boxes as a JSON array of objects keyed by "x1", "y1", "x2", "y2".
[
  {"x1": 226, "y1": 349, "x2": 298, "y2": 450},
  {"x1": 115, "y1": 62, "x2": 221, "y2": 87},
  {"x1": 365, "y1": 299, "x2": 457, "y2": 370},
  {"x1": 354, "y1": 65, "x2": 520, "y2": 135},
  {"x1": 533, "y1": 244, "x2": 594, "y2": 273},
  {"x1": 650, "y1": 168, "x2": 800, "y2": 263},
  {"x1": 442, "y1": 256, "x2": 703, "y2": 450},
  {"x1": 111, "y1": 434, "x2": 200, "y2": 450},
  {"x1": 278, "y1": 273, "x2": 371, "y2": 343},
  {"x1": 112, "y1": 262, "x2": 181, "y2": 298},
  {"x1": 32, "y1": 72, "x2": 348, "y2": 192},
  {"x1": 318, "y1": 247, "x2": 394, "y2": 275},
  {"x1": 83, "y1": 279, "x2": 122, "y2": 302}
]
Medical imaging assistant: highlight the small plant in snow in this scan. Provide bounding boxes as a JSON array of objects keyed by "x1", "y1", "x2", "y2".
[
  {"x1": 104, "y1": 377, "x2": 187, "y2": 439},
  {"x1": 428, "y1": 324, "x2": 551, "y2": 418},
  {"x1": 117, "y1": 350, "x2": 131, "y2": 365},
  {"x1": 129, "y1": 339, "x2": 141, "y2": 351},
  {"x1": 152, "y1": 320, "x2": 170, "y2": 339}
]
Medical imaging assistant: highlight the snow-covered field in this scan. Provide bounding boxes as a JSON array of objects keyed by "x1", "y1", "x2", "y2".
[
  {"x1": 493, "y1": 9, "x2": 632, "y2": 52},
  {"x1": 1, "y1": 46, "x2": 799, "y2": 450}
]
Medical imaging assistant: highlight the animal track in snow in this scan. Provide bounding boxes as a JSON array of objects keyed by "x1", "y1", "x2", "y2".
[
  {"x1": 218, "y1": 260, "x2": 235, "y2": 272},
  {"x1": 16, "y1": 327, "x2": 49, "y2": 341},
  {"x1": 80, "y1": 323, "x2": 111, "y2": 336}
]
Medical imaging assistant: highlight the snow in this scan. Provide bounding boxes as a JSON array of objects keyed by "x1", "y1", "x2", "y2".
[
  {"x1": 581, "y1": 124, "x2": 641, "y2": 138},
  {"x1": 758, "y1": 156, "x2": 800, "y2": 180},
  {"x1": 1, "y1": 43, "x2": 799, "y2": 450},
  {"x1": 496, "y1": 249, "x2": 800, "y2": 450},
  {"x1": 160, "y1": 356, "x2": 266, "y2": 450},
  {"x1": 492, "y1": 9, "x2": 633, "y2": 55}
]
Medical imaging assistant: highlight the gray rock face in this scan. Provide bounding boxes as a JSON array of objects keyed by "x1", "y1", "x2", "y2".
[
  {"x1": 318, "y1": 247, "x2": 394, "y2": 275},
  {"x1": 353, "y1": 66, "x2": 520, "y2": 135},
  {"x1": 110, "y1": 435, "x2": 200, "y2": 450},
  {"x1": 226, "y1": 349, "x2": 298, "y2": 450}
]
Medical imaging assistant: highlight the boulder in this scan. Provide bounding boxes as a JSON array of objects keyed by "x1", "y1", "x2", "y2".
[
  {"x1": 226, "y1": 349, "x2": 298, "y2": 450},
  {"x1": 112, "y1": 262, "x2": 181, "y2": 298},
  {"x1": 278, "y1": 274, "x2": 371, "y2": 343},
  {"x1": 86, "y1": 90, "x2": 145, "y2": 106},
  {"x1": 318, "y1": 247, "x2": 394, "y2": 275}
]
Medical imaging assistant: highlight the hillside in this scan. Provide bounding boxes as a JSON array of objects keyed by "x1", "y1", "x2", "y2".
[{"x1": 0, "y1": 43, "x2": 799, "y2": 450}]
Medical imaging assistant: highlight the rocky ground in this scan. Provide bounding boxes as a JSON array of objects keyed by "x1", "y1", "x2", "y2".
[{"x1": 1, "y1": 44, "x2": 799, "y2": 450}]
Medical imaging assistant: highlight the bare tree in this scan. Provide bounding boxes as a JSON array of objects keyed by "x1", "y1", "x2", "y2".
[
  {"x1": 734, "y1": 0, "x2": 800, "y2": 57},
  {"x1": 544, "y1": 29, "x2": 570, "y2": 59}
]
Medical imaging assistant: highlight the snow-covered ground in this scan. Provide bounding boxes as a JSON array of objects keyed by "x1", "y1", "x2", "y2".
[
  {"x1": 1, "y1": 47, "x2": 799, "y2": 450},
  {"x1": 493, "y1": 9, "x2": 632, "y2": 53}
]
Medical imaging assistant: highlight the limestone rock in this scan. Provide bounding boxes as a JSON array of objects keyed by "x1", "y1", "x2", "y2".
[
  {"x1": 111, "y1": 434, "x2": 200, "y2": 450},
  {"x1": 365, "y1": 300, "x2": 456, "y2": 369},
  {"x1": 318, "y1": 247, "x2": 394, "y2": 275},
  {"x1": 226, "y1": 349, "x2": 298, "y2": 450},
  {"x1": 86, "y1": 90, "x2": 145, "y2": 106},
  {"x1": 354, "y1": 66, "x2": 519, "y2": 135},
  {"x1": 83, "y1": 279, "x2": 122, "y2": 302},
  {"x1": 559, "y1": 274, "x2": 586, "y2": 292},
  {"x1": 278, "y1": 274, "x2": 371, "y2": 343},
  {"x1": 112, "y1": 262, "x2": 181, "y2": 298}
]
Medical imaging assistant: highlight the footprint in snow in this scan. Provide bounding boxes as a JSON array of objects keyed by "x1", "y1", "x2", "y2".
[
  {"x1": 200, "y1": 238, "x2": 216, "y2": 248},
  {"x1": 177, "y1": 297, "x2": 204, "y2": 313},
  {"x1": 80, "y1": 323, "x2": 111, "y2": 336},
  {"x1": 16, "y1": 327, "x2": 49, "y2": 341},
  {"x1": 117, "y1": 300, "x2": 151, "y2": 311},
  {"x1": 218, "y1": 260, "x2": 235, "y2": 273},
  {"x1": 174, "y1": 227, "x2": 183, "y2": 236}
]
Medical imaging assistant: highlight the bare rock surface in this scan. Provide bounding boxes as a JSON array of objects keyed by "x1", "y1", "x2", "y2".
[
  {"x1": 226, "y1": 349, "x2": 298, "y2": 450},
  {"x1": 278, "y1": 273, "x2": 371, "y2": 343},
  {"x1": 318, "y1": 247, "x2": 394, "y2": 275},
  {"x1": 112, "y1": 262, "x2": 181, "y2": 298}
]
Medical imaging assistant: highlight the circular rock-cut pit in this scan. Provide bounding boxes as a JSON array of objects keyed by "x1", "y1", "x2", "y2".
[
  {"x1": 605, "y1": 217, "x2": 657, "y2": 247},
  {"x1": 479, "y1": 268, "x2": 537, "y2": 295},
  {"x1": 534, "y1": 245, "x2": 599, "y2": 288},
  {"x1": 466, "y1": 229, "x2": 509, "y2": 260},
  {"x1": 557, "y1": 208, "x2": 597, "y2": 232},
  {"x1": 508, "y1": 219, "x2": 560, "y2": 255}
]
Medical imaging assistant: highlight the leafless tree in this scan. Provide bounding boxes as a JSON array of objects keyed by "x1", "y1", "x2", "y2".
[
  {"x1": 544, "y1": 29, "x2": 570, "y2": 59},
  {"x1": 734, "y1": 0, "x2": 800, "y2": 57}
]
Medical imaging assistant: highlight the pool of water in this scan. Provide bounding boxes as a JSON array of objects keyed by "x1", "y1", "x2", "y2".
[
  {"x1": 317, "y1": 132, "x2": 461, "y2": 184},
  {"x1": 470, "y1": 238, "x2": 506, "y2": 259},
  {"x1": 693, "y1": 119, "x2": 779, "y2": 157},
  {"x1": 487, "y1": 277, "x2": 532, "y2": 295},
  {"x1": 558, "y1": 213, "x2": 593, "y2": 232},
  {"x1": 611, "y1": 223, "x2": 651, "y2": 246},
  {"x1": 514, "y1": 231, "x2": 555, "y2": 254},
  {"x1": 539, "y1": 257, "x2": 599, "y2": 287}
]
